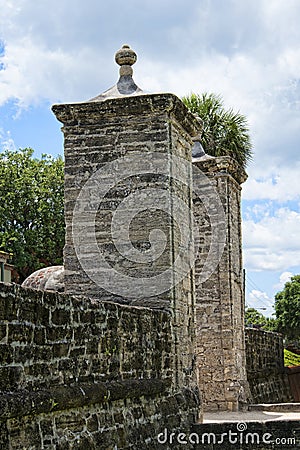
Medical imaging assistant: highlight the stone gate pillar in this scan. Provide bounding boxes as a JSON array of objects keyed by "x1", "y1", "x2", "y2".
[
  {"x1": 52, "y1": 45, "x2": 202, "y2": 394},
  {"x1": 193, "y1": 154, "x2": 250, "y2": 411}
]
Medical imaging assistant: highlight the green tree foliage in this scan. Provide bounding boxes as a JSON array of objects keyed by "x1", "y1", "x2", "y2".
[
  {"x1": 0, "y1": 148, "x2": 64, "y2": 282},
  {"x1": 182, "y1": 92, "x2": 253, "y2": 168},
  {"x1": 245, "y1": 307, "x2": 267, "y2": 327},
  {"x1": 275, "y1": 275, "x2": 300, "y2": 343},
  {"x1": 245, "y1": 307, "x2": 278, "y2": 331}
]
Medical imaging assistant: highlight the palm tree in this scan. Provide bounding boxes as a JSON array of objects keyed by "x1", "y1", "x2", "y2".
[{"x1": 182, "y1": 92, "x2": 253, "y2": 169}]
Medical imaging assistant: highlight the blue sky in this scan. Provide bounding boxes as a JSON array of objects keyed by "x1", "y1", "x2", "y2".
[{"x1": 1, "y1": 0, "x2": 300, "y2": 316}]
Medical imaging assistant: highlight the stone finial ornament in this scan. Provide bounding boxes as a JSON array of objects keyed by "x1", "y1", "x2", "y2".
[
  {"x1": 89, "y1": 44, "x2": 143, "y2": 101},
  {"x1": 115, "y1": 44, "x2": 137, "y2": 72}
]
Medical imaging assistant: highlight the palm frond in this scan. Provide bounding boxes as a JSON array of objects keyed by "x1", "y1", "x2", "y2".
[{"x1": 182, "y1": 92, "x2": 253, "y2": 168}]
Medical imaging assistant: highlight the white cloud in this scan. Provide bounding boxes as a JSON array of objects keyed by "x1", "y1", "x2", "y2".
[
  {"x1": 243, "y1": 165, "x2": 300, "y2": 202},
  {"x1": 0, "y1": 128, "x2": 15, "y2": 151},
  {"x1": 246, "y1": 289, "x2": 274, "y2": 316},
  {"x1": 273, "y1": 271, "x2": 293, "y2": 291},
  {"x1": 279, "y1": 271, "x2": 293, "y2": 285},
  {"x1": 246, "y1": 270, "x2": 296, "y2": 316},
  {"x1": 0, "y1": 38, "x2": 110, "y2": 106},
  {"x1": 248, "y1": 289, "x2": 273, "y2": 305},
  {"x1": 243, "y1": 207, "x2": 300, "y2": 271}
]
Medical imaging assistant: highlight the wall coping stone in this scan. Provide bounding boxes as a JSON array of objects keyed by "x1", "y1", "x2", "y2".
[
  {"x1": 0, "y1": 378, "x2": 170, "y2": 420},
  {"x1": 52, "y1": 93, "x2": 203, "y2": 138},
  {"x1": 193, "y1": 155, "x2": 248, "y2": 185},
  {"x1": 245, "y1": 327, "x2": 284, "y2": 338}
]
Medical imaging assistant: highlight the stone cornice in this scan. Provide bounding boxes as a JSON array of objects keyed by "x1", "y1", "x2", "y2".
[
  {"x1": 193, "y1": 155, "x2": 248, "y2": 185},
  {"x1": 52, "y1": 93, "x2": 203, "y2": 138}
]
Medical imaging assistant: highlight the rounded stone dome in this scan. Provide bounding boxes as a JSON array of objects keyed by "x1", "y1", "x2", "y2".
[{"x1": 21, "y1": 266, "x2": 64, "y2": 292}]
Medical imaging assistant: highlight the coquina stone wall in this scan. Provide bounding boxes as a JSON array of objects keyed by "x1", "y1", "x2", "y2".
[
  {"x1": 0, "y1": 282, "x2": 199, "y2": 449},
  {"x1": 245, "y1": 328, "x2": 292, "y2": 403},
  {"x1": 193, "y1": 157, "x2": 250, "y2": 411}
]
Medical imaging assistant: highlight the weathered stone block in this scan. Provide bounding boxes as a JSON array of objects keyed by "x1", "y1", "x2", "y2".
[
  {"x1": 51, "y1": 308, "x2": 71, "y2": 326},
  {"x1": 8, "y1": 323, "x2": 34, "y2": 344},
  {"x1": 0, "y1": 366, "x2": 24, "y2": 390}
]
